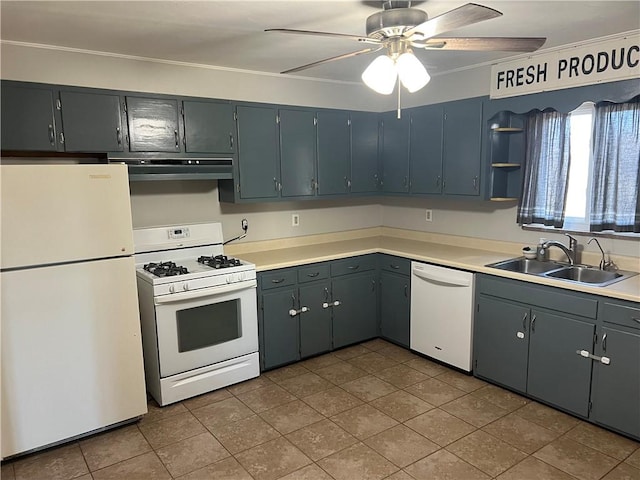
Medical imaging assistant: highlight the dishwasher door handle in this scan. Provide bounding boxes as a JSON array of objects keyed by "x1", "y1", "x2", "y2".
[{"x1": 412, "y1": 268, "x2": 471, "y2": 287}]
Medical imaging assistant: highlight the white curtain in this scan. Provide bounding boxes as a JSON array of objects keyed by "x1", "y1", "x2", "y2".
[
  {"x1": 517, "y1": 110, "x2": 572, "y2": 228},
  {"x1": 590, "y1": 99, "x2": 640, "y2": 233}
]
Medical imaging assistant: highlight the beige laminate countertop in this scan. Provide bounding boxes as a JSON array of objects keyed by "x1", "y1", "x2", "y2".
[{"x1": 228, "y1": 231, "x2": 640, "y2": 303}]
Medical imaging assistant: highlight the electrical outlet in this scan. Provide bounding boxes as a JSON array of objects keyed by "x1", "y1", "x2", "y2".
[
  {"x1": 425, "y1": 209, "x2": 433, "y2": 222},
  {"x1": 292, "y1": 213, "x2": 300, "y2": 227}
]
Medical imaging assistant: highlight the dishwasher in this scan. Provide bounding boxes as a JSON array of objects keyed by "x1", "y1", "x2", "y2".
[{"x1": 410, "y1": 261, "x2": 475, "y2": 372}]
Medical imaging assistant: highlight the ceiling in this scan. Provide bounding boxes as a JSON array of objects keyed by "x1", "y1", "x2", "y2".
[{"x1": 1, "y1": 1, "x2": 639, "y2": 85}]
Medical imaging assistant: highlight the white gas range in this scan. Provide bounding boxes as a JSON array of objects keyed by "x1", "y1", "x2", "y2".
[{"x1": 134, "y1": 222, "x2": 259, "y2": 406}]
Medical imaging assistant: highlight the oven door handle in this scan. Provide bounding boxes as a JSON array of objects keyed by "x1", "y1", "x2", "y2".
[{"x1": 154, "y1": 280, "x2": 256, "y2": 304}]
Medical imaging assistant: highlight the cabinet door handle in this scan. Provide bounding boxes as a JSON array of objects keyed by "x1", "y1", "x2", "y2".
[
  {"x1": 274, "y1": 178, "x2": 279, "y2": 192},
  {"x1": 174, "y1": 130, "x2": 179, "y2": 149},
  {"x1": 602, "y1": 333, "x2": 607, "y2": 352},
  {"x1": 436, "y1": 175, "x2": 441, "y2": 187},
  {"x1": 632, "y1": 317, "x2": 640, "y2": 324},
  {"x1": 531, "y1": 315, "x2": 537, "y2": 333},
  {"x1": 576, "y1": 349, "x2": 611, "y2": 365},
  {"x1": 404, "y1": 284, "x2": 408, "y2": 297},
  {"x1": 522, "y1": 312, "x2": 528, "y2": 330},
  {"x1": 48, "y1": 124, "x2": 55, "y2": 146},
  {"x1": 271, "y1": 278, "x2": 285, "y2": 284},
  {"x1": 372, "y1": 279, "x2": 376, "y2": 291},
  {"x1": 289, "y1": 306, "x2": 309, "y2": 317},
  {"x1": 229, "y1": 133, "x2": 234, "y2": 149},
  {"x1": 307, "y1": 272, "x2": 320, "y2": 278},
  {"x1": 390, "y1": 264, "x2": 400, "y2": 269},
  {"x1": 473, "y1": 175, "x2": 479, "y2": 191},
  {"x1": 324, "y1": 287, "x2": 329, "y2": 303},
  {"x1": 59, "y1": 132, "x2": 65, "y2": 144},
  {"x1": 403, "y1": 176, "x2": 408, "y2": 188},
  {"x1": 116, "y1": 127, "x2": 122, "y2": 146},
  {"x1": 347, "y1": 265, "x2": 360, "y2": 270}
]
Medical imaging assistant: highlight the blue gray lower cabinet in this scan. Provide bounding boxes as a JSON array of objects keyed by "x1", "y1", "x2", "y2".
[
  {"x1": 474, "y1": 273, "x2": 640, "y2": 440},
  {"x1": 591, "y1": 301, "x2": 640, "y2": 439},
  {"x1": 298, "y1": 280, "x2": 333, "y2": 358},
  {"x1": 331, "y1": 271, "x2": 378, "y2": 349},
  {"x1": 257, "y1": 254, "x2": 379, "y2": 370},
  {"x1": 378, "y1": 254, "x2": 411, "y2": 348}
]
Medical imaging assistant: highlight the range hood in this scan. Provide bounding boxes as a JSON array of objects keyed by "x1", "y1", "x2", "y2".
[{"x1": 108, "y1": 155, "x2": 233, "y2": 181}]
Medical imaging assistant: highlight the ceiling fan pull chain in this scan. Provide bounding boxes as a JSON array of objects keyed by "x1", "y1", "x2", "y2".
[{"x1": 397, "y1": 82, "x2": 402, "y2": 119}]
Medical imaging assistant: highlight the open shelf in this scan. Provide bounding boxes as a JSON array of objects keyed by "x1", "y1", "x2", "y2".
[
  {"x1": 490, "y1": 197, "x2": 519, "y2": 202},
  {"x1": 491, "y1": 127, "x2": 523, "y2": 132},
  {"x1": 491, "y1": 163, "x2": 521, "y2": 168},
  {"x1": 487, "y1": 111, "x2": 527, "y2": 201}
]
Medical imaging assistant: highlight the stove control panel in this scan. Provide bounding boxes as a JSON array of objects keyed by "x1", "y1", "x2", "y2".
[{"x1": 168, "y1": 227, "x2": 190, "y2": 240}]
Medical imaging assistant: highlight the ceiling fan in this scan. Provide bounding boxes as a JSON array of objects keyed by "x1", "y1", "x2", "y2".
[{"x1": 266, "y1": 1, "x2": 546, "y2": 94}]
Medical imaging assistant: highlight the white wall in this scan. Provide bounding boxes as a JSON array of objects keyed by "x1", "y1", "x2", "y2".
[
  {"x1": 380, "y1": 197, "x2": 640, "y2": 259},
  {"x1": 0, "y1": 41, "x2": 490, "y2": 109},
  {"x1": 128, "y1": 180, "x2": 382, "y2": 243}
]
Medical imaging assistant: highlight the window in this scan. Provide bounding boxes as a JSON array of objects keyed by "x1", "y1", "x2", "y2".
[
  {"x1": 563, "y1": 102, "x2": 595, "y2": 231},
  {"x1": 518, "y1": 98, "x2": 640, "y2": 234}
]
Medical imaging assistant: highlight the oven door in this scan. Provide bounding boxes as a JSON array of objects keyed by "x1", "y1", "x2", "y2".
[{"x1": 153, "y1": 279, "x2": 258, "y2": 378}]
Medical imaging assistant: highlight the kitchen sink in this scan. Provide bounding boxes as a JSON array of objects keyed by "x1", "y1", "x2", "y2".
[
  {"x1": 487, "y1": 258, "x2": 565, "y2": 274},
  {"x1": 544, "y1": 266, "x2": 629, "y2": 286},
  {"x1": 486, "y1": 256, "x2": 638, "y2": 287}
]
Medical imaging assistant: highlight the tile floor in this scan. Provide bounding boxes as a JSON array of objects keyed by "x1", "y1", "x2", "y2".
[{"x1": 2, "y1": 339, "x2": 639, "y2": 480}]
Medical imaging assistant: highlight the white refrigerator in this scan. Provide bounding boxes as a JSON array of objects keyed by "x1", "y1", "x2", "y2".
[{"x1": 1, "y1": 164, "x2": 147, "y2": 459}]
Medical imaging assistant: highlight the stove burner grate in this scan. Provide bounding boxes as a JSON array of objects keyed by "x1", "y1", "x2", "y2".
[
  {"x1": 144, "y1": 261, "x2": 189, "y2": 277},
  {"x1": 198, "y1": 254, "x2": 241, "y2": 269}
]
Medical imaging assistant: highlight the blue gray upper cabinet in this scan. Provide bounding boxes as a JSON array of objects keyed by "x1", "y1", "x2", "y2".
[
  {"x1": 442, "y1": 97, "x2": 483, "y2": 196},
  {"x1": 409, "y1": 104, "x2": 444, "y2": 194},
  {"x1": 125, "y1": 96, "x2": 181, "y2": 152},
  {"x1": 350, "y1": 111, "x2": 380, "y2": 194},
  {"x1": 1, "y1": 83, "x2": 60, "y2": 152},
  {"x1": 316, "y1": 110, "x2": 350, "y2": 196},
  {"x1": 182, "y1": 100, "x2": 235, "y2": 153},
  {"x1": 279, "y1": 108, "x2": 316, "y2": 198},
  {"x1": 235, "y1": 104, "x2": 280, "y2": 200},
  {"x1": 59, "y1": 91, "x2": 124, "y2": 152},
  {"x1": 381, "y1": 111, "x2": 410, "y2": 193}
]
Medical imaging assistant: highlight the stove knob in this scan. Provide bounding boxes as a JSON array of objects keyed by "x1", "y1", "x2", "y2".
[
  {"x1": 169, "y1": 284, "x2": 175, "y2": 294},
  {"x1": 226, "y1": 275, "x2": 231, "y2": 284},
  {"x1": 183, "y1": 283, "x2": 189, "y2": 291}
]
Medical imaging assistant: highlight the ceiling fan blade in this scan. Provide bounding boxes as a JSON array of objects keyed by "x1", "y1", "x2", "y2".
[
  {"x1": 265, "y1": 28, "x2": 381, "y2": 45},
  {"x1": 281, "y1": 46, "x2": 383, "y2": 74},
  {"x1": 404, "y1": 3, "x2": 502, "y2": 40},
  {"x1": 420, "y1": 36, "x2": 547, "y2": 52}
]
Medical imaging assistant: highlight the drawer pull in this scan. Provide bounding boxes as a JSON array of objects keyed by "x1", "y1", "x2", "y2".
[
  {"x1": 347, "y1": 265, "x2": 360, "y2": 270},
  {"x1": 390, "y1": 264, "x2": 400, "y2": 269},
  {"x1": 271, "y1": 278, "x2": 285, "y2": 284},
  {"x1": 633, "y1": 317, "x2": 640, "y2": 323},
  {"x1": 307, "y1": 272, "x2": 320, "y2": 278}
]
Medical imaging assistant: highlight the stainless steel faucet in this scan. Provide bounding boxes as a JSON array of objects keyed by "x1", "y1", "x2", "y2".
[
  {"x1": 588, "y1": 237, "x2": 613, "y2": 270},
  {"x1": 542, "y1": 233, "x2": 578, "y2": 265}
]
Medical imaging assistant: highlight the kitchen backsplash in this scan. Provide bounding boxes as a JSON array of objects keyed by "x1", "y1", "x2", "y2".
[{"x1": 129, "y1": 181, "x2": 639, "y2": 260}]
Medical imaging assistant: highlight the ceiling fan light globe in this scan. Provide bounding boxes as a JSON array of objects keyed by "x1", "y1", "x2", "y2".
[
  {"x1": 396, "y1": 52, "x2": 430, "y2": 92},
  {"x1": 362, "y1": 55, "x2": 397, "y2": 95}
]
